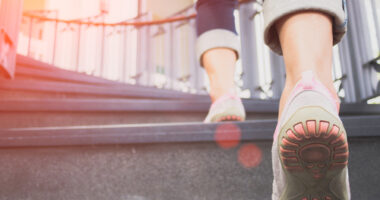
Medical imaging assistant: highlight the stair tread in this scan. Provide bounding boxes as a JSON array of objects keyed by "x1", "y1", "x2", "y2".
[
  {"x1": 0, "y1": 78, "x2": 207, "y2": 100},
  {"x1": 1, "y1": 115, "x2": 379, "y2": 147},
  {"x1": 0, "y1": 98, "x2": 378, "y2": 115},
  {"x1": 15, "y1": 54, "x2": 209, "y2": 99},
  {"x1": 15, "y1": 65, "x2": 121, "y2": 86}
]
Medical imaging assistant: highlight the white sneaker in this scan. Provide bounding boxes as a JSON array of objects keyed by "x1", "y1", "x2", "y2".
[
  {"x1": 272, "y1": 71, "x2": 350, "y2": 200},
  {"x1": 204, "y1": 93, "x2": 246, "y2": 123}
]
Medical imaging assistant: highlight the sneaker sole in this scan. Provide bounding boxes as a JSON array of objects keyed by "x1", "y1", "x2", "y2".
[
  {"x1": 278, "y1": 106, "x2": 349, "y2": 200},
  {"x1": 217, "y1": 115, "x2": 244, "y2": 122},
  {"x1": 209, "y1": 106, "x2": 245, "y2": 123}
]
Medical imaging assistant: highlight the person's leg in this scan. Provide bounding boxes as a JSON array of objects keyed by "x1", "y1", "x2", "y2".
[
  {"x1": 263, "y1": 0, "x2": 349, "y2": 199},
  {"x1": 196, "y1": 0, "x2": 245, "y2": 122},
  {"x1": 196, "y1": 0, "x2": 239, "y2": 102},
  {"x1": 276, "y1": 11, "x2": 338, "y2": 118},
  {"x1": 203, "y1": 48, "x2": 237, "y2": 102}
]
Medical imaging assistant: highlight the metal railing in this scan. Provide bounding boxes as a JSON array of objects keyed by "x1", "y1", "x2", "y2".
[
  {"x1": 17, "y1": 6, "x2": 203, "y2": 94},
  {"x1": 17, "y1": 0, "x2": 380, "y2": 102}
]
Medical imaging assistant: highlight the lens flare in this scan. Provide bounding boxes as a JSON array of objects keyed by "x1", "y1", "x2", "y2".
[
  {"x1": 214, "y1": 123, "x2": 241, "y2": 149},
  {"x1": 238, "y1": 143, "x2": 262, "y2": 168}
]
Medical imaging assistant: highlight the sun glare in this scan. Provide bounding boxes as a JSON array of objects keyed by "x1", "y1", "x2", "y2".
[{"x1": 18, "y1": 0, "x2": 139, "y2": 81}]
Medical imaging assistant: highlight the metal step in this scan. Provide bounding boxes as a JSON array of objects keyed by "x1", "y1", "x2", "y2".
[
  {"x1": 1, "y1": 115, "x2": 379, "y2": 147},
  {"x1": 0, "y1": 118, "x2": 378, "y2": 199},
  {"x1": 0, "y1": 98, "x2": 379, "y2": 128},
  {"x1": 0, "y1": 78, "x2": 207, "y2": 100},
  {"x1": 6, "y1": 54, "x2": 209, "y2": 100},
  {"x1": 0, "y1": 98, "x2": 379, "y2": 114},
  {"x1": 0, "y1": 98, "x2": 272, "y2": 128}
]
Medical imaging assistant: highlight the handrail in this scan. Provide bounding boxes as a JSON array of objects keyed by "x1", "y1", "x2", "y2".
[
  {"x1": 23, "y1": 9, "x2": 58, "y2": 14},
  {"x1": 23, "y1": 12, "x2": 196, "y2": 27}
]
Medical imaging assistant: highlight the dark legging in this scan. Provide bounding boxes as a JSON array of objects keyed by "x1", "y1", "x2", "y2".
[{"x1": 195, "y1": 0, "x2": 238, "y2": 37}]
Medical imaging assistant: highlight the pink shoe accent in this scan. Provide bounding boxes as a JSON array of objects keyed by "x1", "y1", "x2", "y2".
[
  {"x1": 289, "y1": 71, "x2": 340, "y2": 113},
  {"x1": 330, "y1": 134, "x2": 345, "y2": 145},
  {"x1": 282, "y1": 138, "x2": 299, "y2": 148},
  {"x1": 216, "y1": 115, "x2": 244, "y2": 122},
  {"x1": 274, "y1": 71, "x2": 340, "y2": 140},
  {"x1": 286, "y1": 129, "x2": 302, "y2": 141},
  {"x1": 318, "y1": 121, "x2": 330, "y2": 137},
  {"x1": 330, "y1": 161, "x2": 348, "y2": 170},
  {"x1": 324, "y1": 125, "x2": 340, "y2": 139},
  {"x1": 204, "y1": 91, "x2": 245, "y2": 123},
  {"x1": 306, "y1": 120, "x2": 316, "y2": 138},
  {"x1": 334, "y1": 142, "x2": 348, "y2": 153},
  {"x1": 294, "y1": 123, "x2": 306, "y2": 136},
  {"x1": 280, "y1": 120, "x2": 349, "y2": 180},
  {"x1": 280, "y1": 146, "x2": 297, "y2": 157},
  {"x1": 334, "y1": 151, "x2": 349, "y2": 160}
]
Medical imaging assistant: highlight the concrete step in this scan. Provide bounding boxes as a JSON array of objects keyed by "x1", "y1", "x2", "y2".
[{"x1": 0, "y1": 119, "x2": 378, "y2": 199}]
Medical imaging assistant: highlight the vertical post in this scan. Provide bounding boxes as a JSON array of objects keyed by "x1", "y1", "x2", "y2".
[
  {"x1": 135, "y1": 13, "x2": 153, "y2": 86},
  {"x1": 121, "y1": 25, "x2": 128, "y2": 82},
  {"x1": 51, "y1": 16, "x2": 58, "y2": 65},
  {"x1": 135, "y1": 0, "x2": 148, "y2": 85},
  {"x1": 355, "y1": 0, "x2": 378, "y2": 96},
  {"x1": 269, "y1": 51, "x2": 286, "y2": 99},
  {"x1": 163, "y1": 23, "x2": 172, "y2": 89},
  {"x1": 169, "y1": 22, "x2": 178, "y2": 90},
  {"x1": 188, "y1": 19, "x2": 199, "y2": 93},
  {"x1": 100, "y1": 15, "x2": 106, "y2": 77},
  {"x1": 146, "y1": 13, "x2": 153, "y2": 86},
  {"x1": 136, "y1": 16, "x2": 147, "y2": 85},
  {"x1": 238, "y1": 2, "x2": 261, "y2": 98},
  {"x1": 76, "y1": 23, "x2": 82, "y2": 71},
  {"x1": 338, "y1": 37, "x2": 356, "y2": 103},
  {"x1": 371, "y1": 0, "x2": 380, "y2": 51},
  {"x1": 138, "y1": 0, "x2": 146, "y2": 17},
  {"x1": 345, "y1": 0, "x2": 377, "y2": 102},
  {"x1": 27, "y1": 17, "x2": 33, "y2": 57}
]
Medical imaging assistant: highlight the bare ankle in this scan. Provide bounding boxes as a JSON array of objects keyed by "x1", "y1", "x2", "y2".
[{"x1": 203, "y1": 48, "x2": 237, "y2": 103}]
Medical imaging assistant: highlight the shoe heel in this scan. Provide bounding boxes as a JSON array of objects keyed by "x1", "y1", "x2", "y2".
[{"x1": 278, "y1": 106, "x2": 349, "y2": 200}]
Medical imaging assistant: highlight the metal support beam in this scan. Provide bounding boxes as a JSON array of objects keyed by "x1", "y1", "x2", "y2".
[
  {"x1": 269, "y1": 52, "x2": 285, "y2": 99},
  {"x1": 238, "y1": 2, "x2": 261, "y2": 98}
]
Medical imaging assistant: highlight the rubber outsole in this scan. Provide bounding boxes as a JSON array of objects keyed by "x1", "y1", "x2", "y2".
[
  {"x1": 278, "y1": 106, "x2": 349, "y2": 200},
  {"x1": 217, "y1": 115, "x2": 243, "y2": 122}
]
